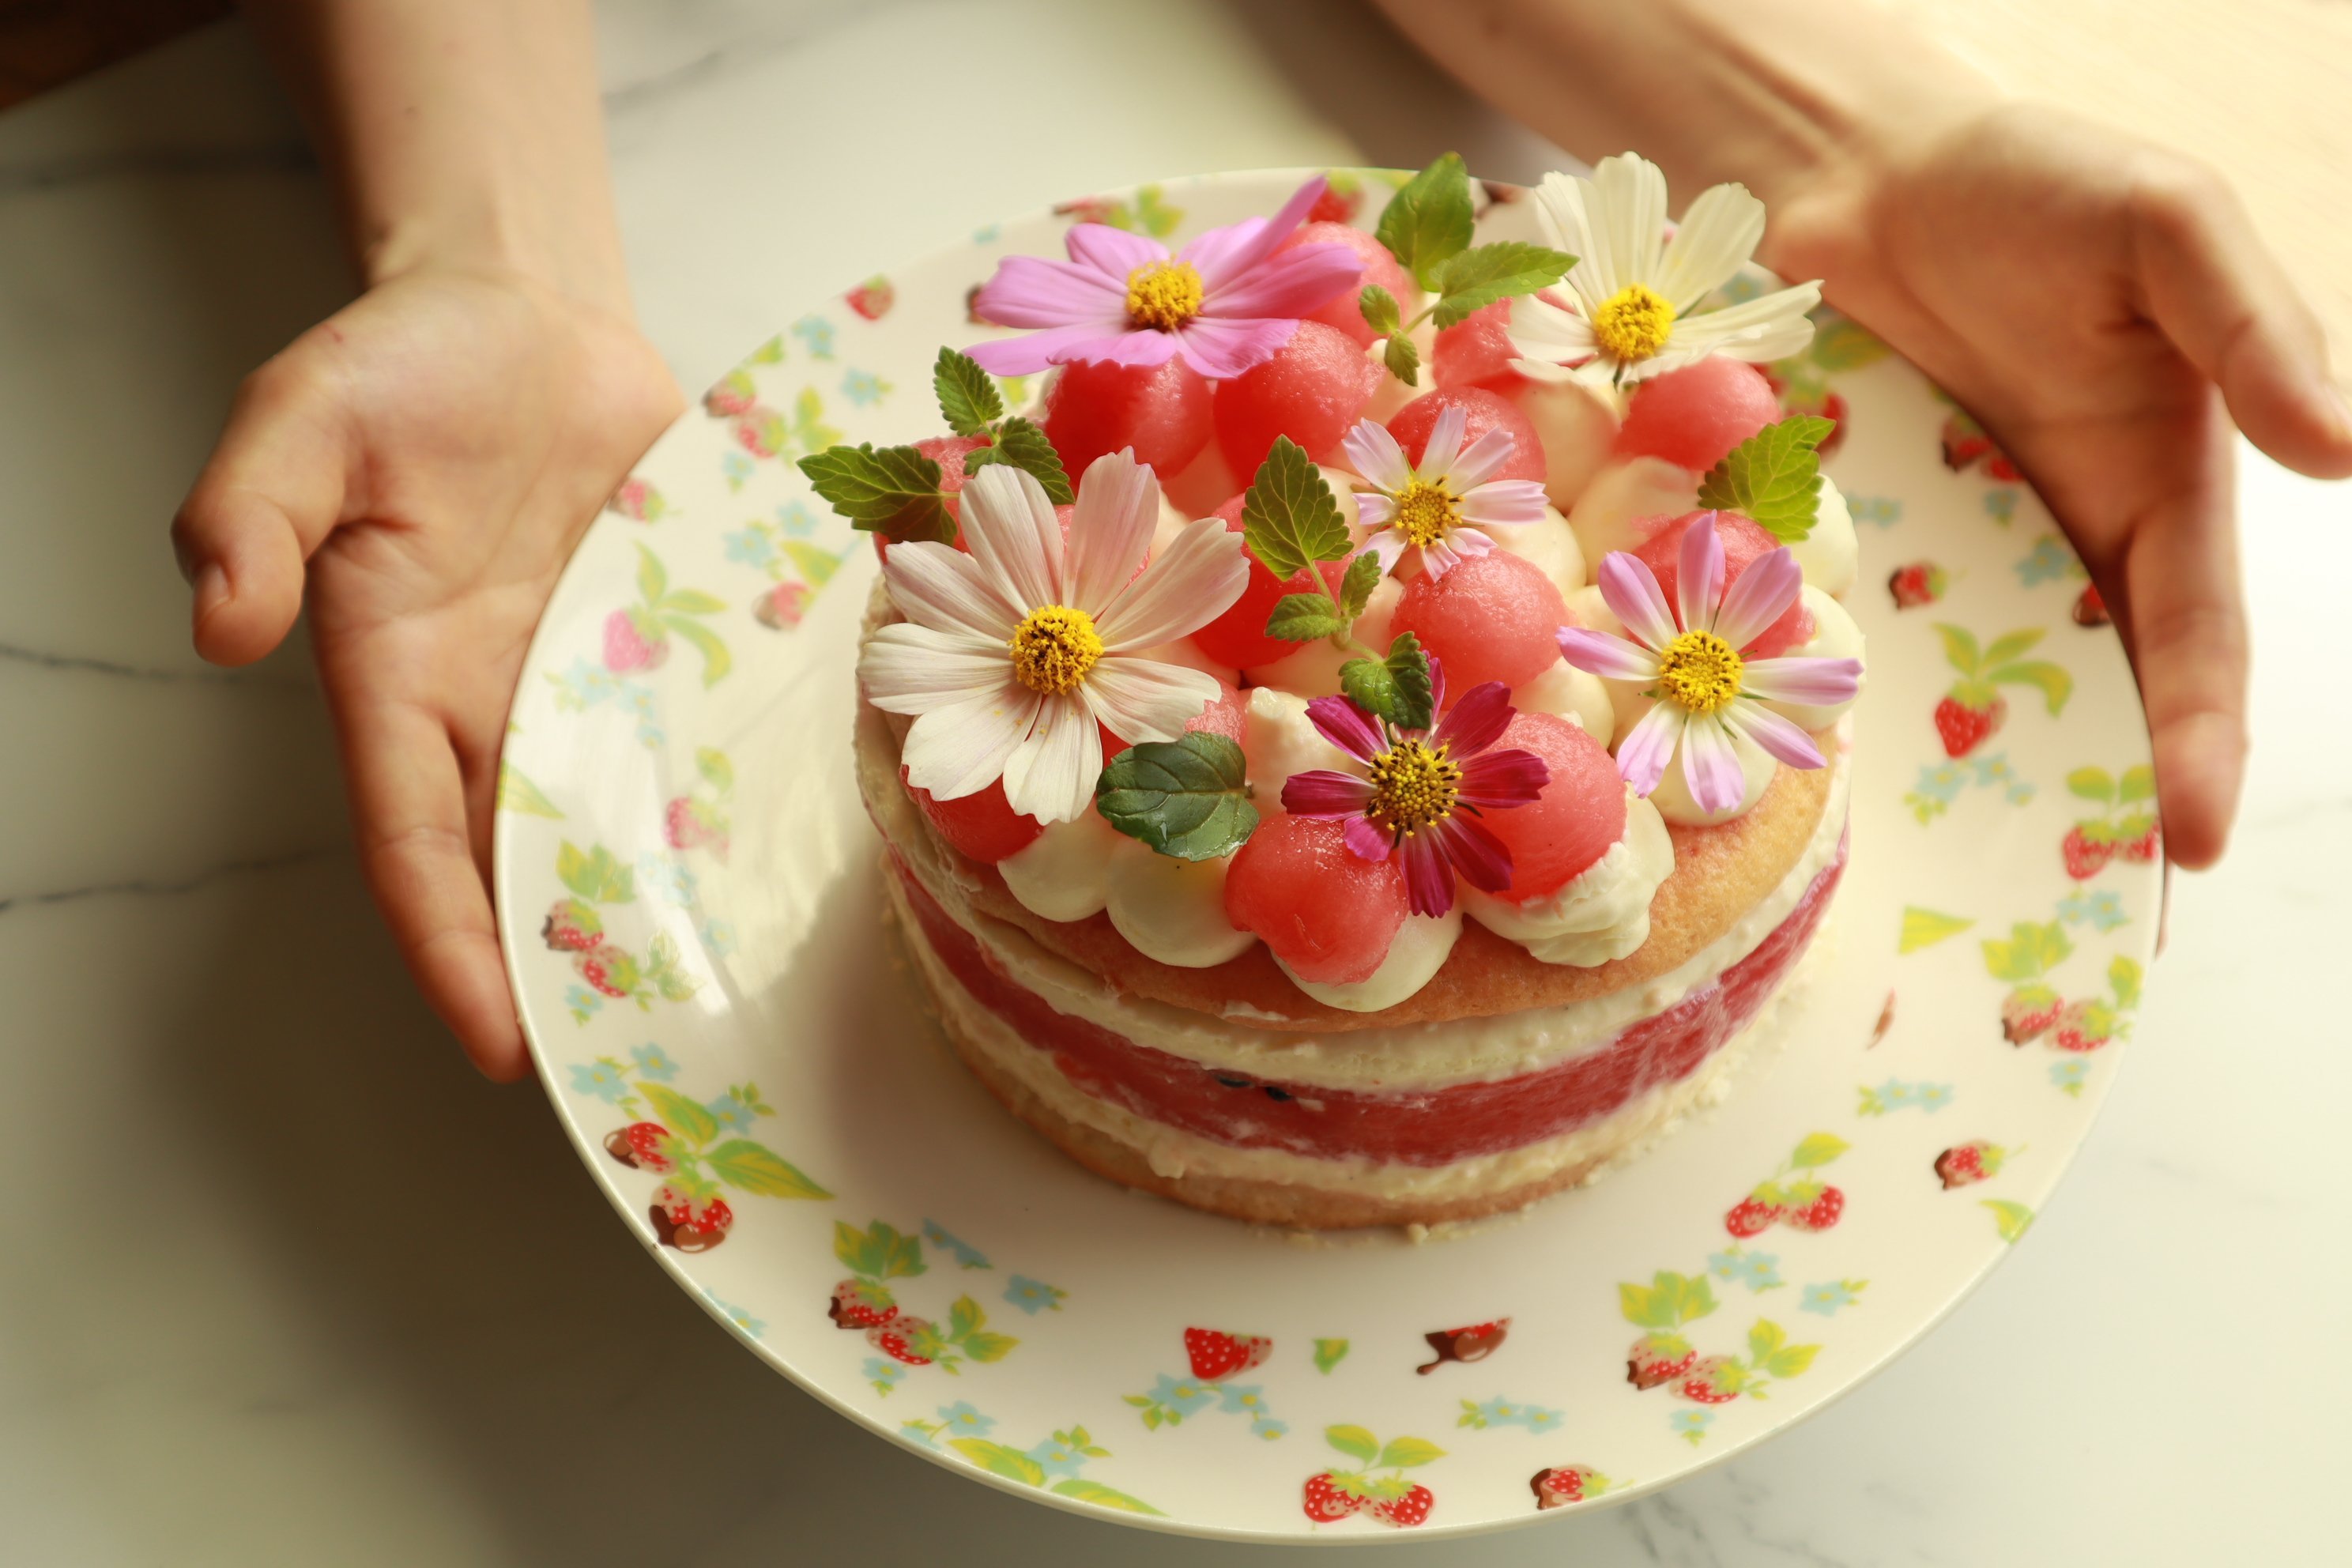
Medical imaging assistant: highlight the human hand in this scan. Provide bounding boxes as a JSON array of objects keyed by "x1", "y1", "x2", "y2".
[
  {"x1": 1766, "y1": 100, "x2": 2352, "y2": 868},
  {"x1": 172, "y1": 266, "x2": 683, "y2": 1078}
]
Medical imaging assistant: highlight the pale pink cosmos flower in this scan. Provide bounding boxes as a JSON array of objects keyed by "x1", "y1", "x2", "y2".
[
  {"x1": 963, "y1": 177, "x2": 1363, "y2": 381},
  {"x1": 1556, "y1": 514, "x2": 1862, "y2": 814},
  {"x1": 1280, "y1": 660, "x2": 1551, "y2": 918},
  {"x1": 1341, "y1": 407, "x2": 1551, "y2": 581}
]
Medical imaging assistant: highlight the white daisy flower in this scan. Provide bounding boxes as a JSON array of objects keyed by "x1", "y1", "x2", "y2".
[
  {"x1": 1342, "y1": 407, "x2": 1550, "y2": 580},
  {"x1": 858, "y1": 452, "x2": 1249, "y2": 824},
  {"x1": 1508, "y1": 152, "x2": 1823, "y2": 387}
]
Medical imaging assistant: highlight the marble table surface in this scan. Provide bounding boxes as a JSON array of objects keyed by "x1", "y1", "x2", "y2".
[{"x1": 1, "y1": 3, "x2": 2343, "y2": 1562}]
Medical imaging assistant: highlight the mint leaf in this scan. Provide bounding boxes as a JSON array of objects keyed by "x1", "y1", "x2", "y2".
[
  {"x1": 1359, "y1": 283, "x2": 1402, "y2": 339},
  {"x1": 933, "y1": 346, "x2": 1004, "y2": 436},
  {"x1": 1430, "y1": 240, "x2": 1576, "y2": 327},
  {"x1": 1339, "y1": 631, "x2": 1433, "y2": 732},
  {"x1": 963, "y1": 416, "x2": 1072, "y2": 503},
  {"x1": 1265, "y1": 593, "x2": 1345, "y2": 642},
  {"x1": 797, "y1": 443, "x2": 953, "y2": 545},
  {"x1": 1377, "y1": 152, "x2": 1476, "y2": 291},
  {"x1": 1338, "y1": 549, "x2": 1381, "y2": 620},
  {"x1": 1095, "y1": 733, "x2": 1259, "y2": 860},
  {"x1": 1382, "y1": 330, "x2": 1421, "y2": 386},
  {"x1": 1695, "y1": 414, "x2": 1834, "y2": 541},
  {"x1": 1241, "y1": 436, "x2": 1351, "y2": 582}
]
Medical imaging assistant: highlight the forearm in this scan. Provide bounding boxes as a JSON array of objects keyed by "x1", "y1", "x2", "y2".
[
  {"x1": 1370, "y1": 0, "x2": 1999, "y2": 236},
  {"x1": 239, "y1": 0, "x2": 631, "y2": 312}
]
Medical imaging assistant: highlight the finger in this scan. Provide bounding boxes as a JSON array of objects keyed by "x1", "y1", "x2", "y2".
[
  {"x1": 2113, "y1": 404, "x2": 2247, "y2": 869},
  {"x1": 171, "y1": 330, "x2": 356, "y2": 666},
  {"x1": 2132, "y1": 153, "x2": 2352, "y2": 480},
  {"x1": 341, "y1": 692, "x2": 531, "y2": 1081}
]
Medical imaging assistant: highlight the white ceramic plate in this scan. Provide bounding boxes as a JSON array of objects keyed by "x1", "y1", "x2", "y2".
[{"x1": 494, "y1": 170, "x2": 2161, "y2": 1542}]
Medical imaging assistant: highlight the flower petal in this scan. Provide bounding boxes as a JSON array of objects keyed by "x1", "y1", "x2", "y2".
[
  {"x1": 1434, "y1": 680, "x2": 1516, "y2": 756},
  {"x1": 1342, "y1": 812, "x2": 1395, "y2": 864},
  {"x1": 1416, "y1": 404, "x2": 1470, "y2": 484},
  {"x1": 1506, "y1": 290, "x2": 1596, "y2": 364},
  {"x1": 1356, "y1": 492, "x2": 1400, "y2": 530},
  {"x1": 1304, "y1": 694, "x2": 1385, "y2": 763},
  {"x1": 972, "y1": 254, "x2": 1128, "y2": 329},
  {"x1": 1458, "y1": 745, "x2": 1550, "y2": 808},
  {"x1": 1581, "y1": 154, "x2": 1669, "y2": 313},
  {"x1": 1000, "y1": 693, "x2": 1101, "y2": 824},
  {"x1": 1063, "y1": 222, "x2": 1167, "y2": 282},
  {"x1": 1202, "y1": 242, "x2": 1362, "y2": 322},
  {"x1": 1081, "y1": 656, "x2": 1220, "y2": 744},
  {"x1": 1615, "y1": 699, "x2": 1685, "y2": 797},
  {"x1": 1170, "y1": 315, "x2": 1302, "y2": 380},
  {"x1": 964, "y1": 322, "x2": 1139, "y2": 376},
  {"x1": 1095, "y1": 515, "x2": 1249, "y2": 650},
  {"x1": 1712, "y1": 546, "x2": 1804, "y2": 650},
  {"x1": 1721, "y1": 699, "x2": 1826, "y2": 771},
  {"x1": 1531, "y1": 170, "x2": 1607, "y2": 307},
  {"x1": 1456, "y1": 480, "x2": 1549, "y2": 528},
  {"x1": 1422, "y1": 654, "x2": 1449, "y2": 728},
  {"x1": 1557, "y1": 625, "x2": 1659, "y2": 683},
  {"x1": 1442, "y1": 425, "x2": 1516, "y2": 491},
  {"x1": 1653, "y1": 182, "x2": 1766, "y2": 311},
  {"x1": 959, "y1": 464, "x2": 1062, "y2": 612},
  {"x1": 1740, "y1": 654, "x2": 1864, "y2": 706},
  {"x1": 903, "y1": 684, "x2": 1042, "y2": 801},
  {"x1": 878, "y1": 539, "x2": 1023, "y2": 642},
  {"x1": 1342, "y1": 418, "x2": 1415, "y2": 494},
  {"x1": 1400, "y1": 835, "x2": 1457, "y2": 918},
  {"x1": 1644, "y1": 284, "x2": 1823, "y2": 375},
  {"x1": 1680, "y1": 712, "x2": 1749, "y2": 814},
  {"x1": 1282, "y1": 769, "x2": 1377, "y2": 817},
  {"x1": 1182, "y1": 175, "x2": 1326, "y2": 292},
  {"x1": 1365, "y1": 527, "x2": 1408, "y2": 574},
  {"x1": 1435, "y1": 812, "x2": 1513, "y2": 895},
  {"x1": 1598, "y1": 551, "x2": 1679, "y2": 650},
  {"x1": 1065, "y1": 449, "x2": 1159, "y2": 613},
  {"x1": 858, "y1": 623, "x2": 1012, "y2": 711},
  {"x1": 1678, "y1": 513, "x2": 1725, "y2": 634},
  {"x1": 1420, "y1": 537, "x2": 1461, "y2": 579}
]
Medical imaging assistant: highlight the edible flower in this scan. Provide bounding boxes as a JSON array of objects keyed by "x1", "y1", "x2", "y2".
[{"x1": 1342, "y1": 406, "x2": 1550, "y2": 581}]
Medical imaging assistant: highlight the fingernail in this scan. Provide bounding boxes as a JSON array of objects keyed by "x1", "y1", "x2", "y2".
[{"x1": 195, "y1": 562, "x2": 230, "y2": 623}]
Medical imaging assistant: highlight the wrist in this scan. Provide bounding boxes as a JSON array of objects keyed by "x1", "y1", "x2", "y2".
[{"x1": 360, "y1": 196, "x2": 635, "y2": 318}]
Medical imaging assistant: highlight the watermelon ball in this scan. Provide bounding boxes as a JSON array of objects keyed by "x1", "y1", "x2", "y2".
[
  {"x1": 1431, "y1": 299, "x2": 1525, "y2": 391},
  {"x1": 1634, "y1": 511, "x2": 1813, "y2": 658},
  {"x1": 1389, "y1": 548, "x2": 1569, "y2": 691},
  {"x1": 1479, "y1": 713, "x2": 1627, "y2": 899},
  {"x1": 1276, "y1": 222, "x2": 1419, "y2": 349},
  {"x1": 903, "y1": 769, "x2": 1042, "y2": 864},
  {"x1": 1186, "y1": 494, "x2": 1350, "y2": 669},
  {"x1": 875, "y1": 434, "x2": 989, "y2": 558},
  {"x1": 1612, "y1": 357, "x2": 1781, "y2": 473},
  {"x1": 1039, "y1": 356, "x2": 1212, "y2": 481},
  {"x1": 1223, "y1": 812, "x2": 1410, "y2": 985},
  {"x1": 1212, "y1": 319, "x2": 1381, "y2": 481},
  {"x1": 1385, "y1": 386, "x2": 1546, "y2": 484}
]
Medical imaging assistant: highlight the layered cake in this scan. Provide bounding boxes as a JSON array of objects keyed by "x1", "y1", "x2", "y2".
[{"x1": 811, "y1": 154, "x2": 1867, "y2": 1227}]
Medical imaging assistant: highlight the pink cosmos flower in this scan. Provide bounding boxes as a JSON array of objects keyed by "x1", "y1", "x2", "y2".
[
  {"x1": 1341, "y1": 407, "x2": 1551, "y2": 581},
  {"x1": 1556, "y1": 514, "x2": 1863, "y2": 813},
  {"x1": 963, "y1": 177, "x2": 1363, "y2": 381},
  {"x1": 1280, "y1": 662, "x2": 1551, "y2": 918}
]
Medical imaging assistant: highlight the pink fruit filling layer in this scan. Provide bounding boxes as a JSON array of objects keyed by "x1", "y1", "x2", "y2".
[{"x1": 896, "y1": 835, "x2": 1845, "y2": 1167}]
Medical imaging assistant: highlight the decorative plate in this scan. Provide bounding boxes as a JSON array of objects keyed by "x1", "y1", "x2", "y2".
[{"x1": 495, "y1": 170, "x2": 2160, "y2": 1542}]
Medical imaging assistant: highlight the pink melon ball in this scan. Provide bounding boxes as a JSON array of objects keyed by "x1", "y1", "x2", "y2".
[
  {"x1": 1212, "y1": 319, "x2": 1381, "y2": 481},
  {"x1": 1612, "y1": 357, "x2": 1781, "y2": 472},
  {"x1": 1431, "y1": 299, "x2": 1525, "y2": 392},
  {"x1": 1223, "y1": 812, "x2": 1410, "y2": 984},
  {"x1": 1276, "y1": 222, "x2": 1418, "y2": 348},
  {"x1": 1634, "y1": 511, "x2": 1813, "y2": 658},
  {"x1": 1385, "y1": 386, "x2": 1546, "y2": 485},
  {"x1": 904, "y1": 770, "x2": 1041, "y2": 864},
  {"x1": 1481, "y1": 712, "x2": 1627, "y2": 899},
  {"x1": 1390, "y1": 549, "x2": 1568, "y2": 692},
  {"x1": 1040, "y1": 356, "x2": 1212, "y2": 481}
]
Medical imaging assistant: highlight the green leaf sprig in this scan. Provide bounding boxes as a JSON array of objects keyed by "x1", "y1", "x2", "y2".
[
  {"x1": 1695, "y1": 413, "x2": 1835, "y2": 541},
  {"x1": 1361, "y1": 153, "x2": 1577, "y2": 386},
  {"x1": 796, "y1": 346, "x2": 1071, "y2": 544},
  {"x1": 1238, "y1": 436, "x2": 1392, "y2": 660}
]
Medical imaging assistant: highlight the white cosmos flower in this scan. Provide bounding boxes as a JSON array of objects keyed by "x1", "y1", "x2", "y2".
[
  {"x1": 1508, "y1": 153, "x2": 1823, "y2": 387},
  {"x1": 1342, "y1": 406, "x2": 1550, "y2": 581},
  {"x1": 858, "y1": 451, "x2": 1250, "y2": 824}
]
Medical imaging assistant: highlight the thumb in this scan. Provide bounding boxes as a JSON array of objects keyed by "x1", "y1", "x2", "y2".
[{"x1": 171, "y1": 331, "x2": 355, "y2": 665}]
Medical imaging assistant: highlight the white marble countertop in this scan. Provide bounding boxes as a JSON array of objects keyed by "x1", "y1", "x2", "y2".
[{"x1": 2, "y1": 4, "x2": 2344, "y2": 1562}]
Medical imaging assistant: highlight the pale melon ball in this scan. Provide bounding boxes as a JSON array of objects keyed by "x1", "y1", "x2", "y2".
[
  {"x1": 1242, "y1": 685, "x2": 1355, "y2": 789},
  {"x1": 1244, "y1": 574, "x2": 1403, "y2": 695},
  {"x1": 1487, "y1": 504, "x2": 1586, "y2": 597},
  {"x1": 1788, "y1": 473, "x2": 1858, "y2": 599},
  {"x1": 1362, "y1": 322, "x2": 1441, "y2": 423},
  {"x1": 1568, "y1": 455, "x2": 1698, "y2": 564},
  {"x1": 1646, "y1": 725, "x2": 1777, "y2": 826},
  {"x1": 1513, "y1": 662, "x2": 1615, "y2": 741},
  {"x1": 1518, "y1": 376, "x2": 1620, "y2": 511}
]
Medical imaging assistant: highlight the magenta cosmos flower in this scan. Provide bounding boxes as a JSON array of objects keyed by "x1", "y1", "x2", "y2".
[
  {"x1": 1280, "y1": 663, "x2": 1551, "y2": 918},
  {"x1": 1556, "y1": 514, "x2": 1863, "y2": 814},
  {"x1": 963, "y1": 177, "x2": 1363, "y2": 381}
]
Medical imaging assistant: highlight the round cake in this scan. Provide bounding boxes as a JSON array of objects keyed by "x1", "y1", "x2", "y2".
[{"x1": 808, "y1": 153, "x2": 1868, "y2": 1228}]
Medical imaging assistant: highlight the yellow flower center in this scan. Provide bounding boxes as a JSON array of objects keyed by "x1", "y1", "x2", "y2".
[
  {"x1": 1125, "y1": 260, "x2": 1204, "y2": 332},
  {"x1": 1393, "y1": 479, "x2": 1461, "y2": 548},
  {"x1": 1366, "y1": 739, "x2": 1462, "y2": 839},
  {"x1": 1591, "y1": 282, "x2": 1676, "y2": 364},
  {"x1": 1656, "y1": 628, "x2": 1743, "y2": 714},
  {"x1": 1008, "y1": 605, "x2": 1102, "y2": 695}
]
